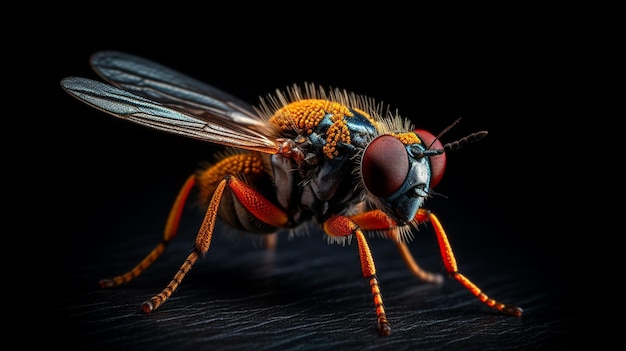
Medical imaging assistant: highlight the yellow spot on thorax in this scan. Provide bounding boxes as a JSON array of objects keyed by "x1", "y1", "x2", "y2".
[{"x1": 269, "y1": 99, "x2": 355, "y2": 159}]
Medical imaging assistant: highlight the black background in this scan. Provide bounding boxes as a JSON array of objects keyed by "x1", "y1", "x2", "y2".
[{"x1": 38, "y1": 8, "x2": 574, "y2": 350}]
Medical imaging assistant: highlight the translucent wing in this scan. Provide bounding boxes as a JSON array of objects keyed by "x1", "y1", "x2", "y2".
[
  {"x1": 61, "y1": 51, "x2": 281, "y2": 154},
  {"x1": 89, "y1": 51, "x2": 258, "y2": 121},
  {"x1": 60, "y1": 77, "x2": 280, "y2": 154}
]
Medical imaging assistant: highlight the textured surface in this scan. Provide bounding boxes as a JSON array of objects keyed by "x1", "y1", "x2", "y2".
[{"x1": 54, "y1": 201, "x2": 570, "y2": 350}]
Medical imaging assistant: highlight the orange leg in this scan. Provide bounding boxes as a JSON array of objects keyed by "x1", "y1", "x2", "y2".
[
  {"x1": 142, "y1": 175, "x2": 289, "y2": 313},
  {"x1": 350, "y1": 210, "x2": 443, "y2": 284},
  {"x1": 99, "y1": 174, "x2": 197, "y2": 288},
  {"x1": 425, "y1": 210, "x2": 523, "y2": 316},
  {"x1": 324, "y1": 215, "x2": 391, "y2": 336},
  {"x1": 395, "y1": 240, "x2": 444, "y2": 284},
  {"x1": 262, "y1": 233, "x2": 278, "y2": 250}
]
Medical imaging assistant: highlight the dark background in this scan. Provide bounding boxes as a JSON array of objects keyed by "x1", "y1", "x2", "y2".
[{"x1": 38, "y1": 9, "x2": 574, "y2": 350}]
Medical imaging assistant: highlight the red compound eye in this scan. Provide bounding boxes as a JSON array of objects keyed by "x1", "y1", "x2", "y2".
[
  {"x1": 414, "y1": 129, "x2": 446, "y2": 188},
  {"x1": 361, "y1": 135, "x2": 409, "y2": 198}
]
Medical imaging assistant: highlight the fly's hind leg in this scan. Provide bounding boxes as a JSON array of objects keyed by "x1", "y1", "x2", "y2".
[
  {"x1": 142, "y1": 175, "x2": 289, "y2": 313},
  {"x1": 99, "y1": 174, "x2": 197, "y2": 288}
]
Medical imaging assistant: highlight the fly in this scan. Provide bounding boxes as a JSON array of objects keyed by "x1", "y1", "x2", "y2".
[{"x1": 60, "y1": 51, "x2": 523, "y2": 336}]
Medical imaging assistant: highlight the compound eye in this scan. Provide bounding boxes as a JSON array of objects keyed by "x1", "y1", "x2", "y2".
[
  {"x1": 361, "y1": 135, "x2": 409, "y2": 198},
  {"x1": 414, "y1": 129, "x2": 446, "y2": 188}
]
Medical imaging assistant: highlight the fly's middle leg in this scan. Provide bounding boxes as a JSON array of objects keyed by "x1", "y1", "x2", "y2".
[{"x1": 99, "y1": 174, "x2": 197, "y2": 288}]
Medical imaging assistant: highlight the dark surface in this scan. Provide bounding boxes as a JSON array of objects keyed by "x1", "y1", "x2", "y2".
[
  {"x1": 55, "y1": 215, "x2": 569, "y2": 350},
  {"x1": 42, "y1": 13, "x2": 573, "y2": 350}
]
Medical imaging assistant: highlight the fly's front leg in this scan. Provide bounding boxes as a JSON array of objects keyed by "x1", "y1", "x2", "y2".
[
  {"x1": 350, "y1": 209, "x2": 444, "y2": 284},
  {"x1": 423, "y1": 209, "x2": 523, "y2": 316},
  {"x1": 324, "y1": 215, "x2": 391, "y2": 336},
  {"x1": 142, "y1": 175, "x2": 289, "y2": 313},
  {"x1": 99, "y1": 174, "x2": 197, "y2": 288}
]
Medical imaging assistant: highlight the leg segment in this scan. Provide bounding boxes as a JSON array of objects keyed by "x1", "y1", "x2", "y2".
[
  {"x1": 426, "y1": 210, "x2": 523, "y2": 316},
  {"x1": 99, "y1": 174, "x2": 197, "y2": 288},
  {"x1": 324, "y1": 215, "x2": 391, "y2": 336},
  {"x1": 142, "y1": 176, "x2": 227, "y2": 313},
  {"x1": 142, "y1": 175, "x2": 289, "y2": 313},
  {"x1": 395, "y1": 240, "x2": 443, "y2": 284},
  {"x1": 350, "y1": 209, "x2": 443, "y2": 284}
]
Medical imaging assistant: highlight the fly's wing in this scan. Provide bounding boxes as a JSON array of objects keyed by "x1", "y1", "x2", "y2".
[
  {"x1": 61, "y1": 77, "x2": 279, "y2": 154},
  {"x1": 90, "y1": 51, "x2": 257, "y2": 120},
  {"x1": 61, "y1": 51, "x2": 281, "y2": 154}
]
